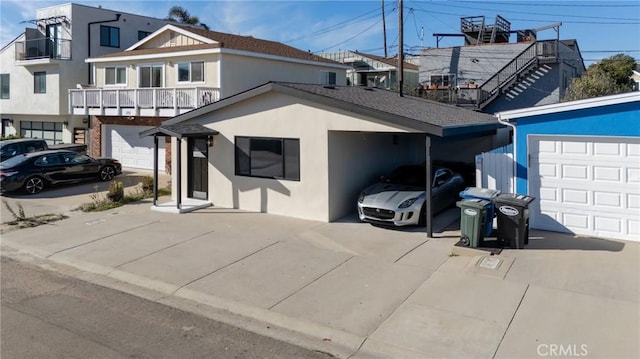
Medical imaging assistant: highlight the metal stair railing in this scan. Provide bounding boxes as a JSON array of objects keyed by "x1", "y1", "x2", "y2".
[{"x1": 476, "y1": 42, "x2": 539, "y2": 109}]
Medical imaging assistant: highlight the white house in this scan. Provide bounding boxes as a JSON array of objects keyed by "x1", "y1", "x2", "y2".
[
  {"x1": 141, "y1": 82, "x2": 504, "y2": 235},
  {"x1": 0, "y1": 3, "x2": 172, "y2": 144},
  {"x1": 69, "y1": 24, "x2": 349, "y2": 172}
]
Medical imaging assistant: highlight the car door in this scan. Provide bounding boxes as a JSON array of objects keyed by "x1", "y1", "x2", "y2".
[
  {"x1": 61, "y1": 152, "x2": 100, "y2": 180},
  {"x1": 34, "y1": 153, "x2": 67, "y2": 182},
  {"x1": 431, "y1": 168, "x2": 454, "y2": 213}
]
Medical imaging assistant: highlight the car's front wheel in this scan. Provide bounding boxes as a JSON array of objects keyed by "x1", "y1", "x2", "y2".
[
  {"x1": 24, "y1": 176, "x2": 45, "y2": 194},
  {"x1": 99, "y1": 166, "x2": 115, "y2": 181}
]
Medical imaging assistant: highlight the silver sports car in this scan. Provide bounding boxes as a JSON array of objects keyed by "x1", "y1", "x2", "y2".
[{"x1": 357, "y1": 165, "x2": 465, "y2": 226}]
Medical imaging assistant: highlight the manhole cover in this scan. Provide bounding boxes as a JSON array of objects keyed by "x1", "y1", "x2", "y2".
[{"x1": 477, "y1": 256, "x2": 502, "y2": 270}]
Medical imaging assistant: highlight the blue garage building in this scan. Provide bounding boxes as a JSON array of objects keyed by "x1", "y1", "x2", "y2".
[{"x1": 496, "y1": 92, "x2": 640, "y2": 241}]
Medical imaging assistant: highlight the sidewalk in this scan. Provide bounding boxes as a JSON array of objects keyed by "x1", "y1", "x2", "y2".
[{"x1": 1, "y1": 202, "x2": 638, "y2": 358}]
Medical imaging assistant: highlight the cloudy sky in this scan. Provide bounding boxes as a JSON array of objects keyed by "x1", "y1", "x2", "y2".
[{"x1": 1, "y1": 0, "x2": 638, "y2": 65}]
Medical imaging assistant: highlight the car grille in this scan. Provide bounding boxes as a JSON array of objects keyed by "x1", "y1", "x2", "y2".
[{"x1": 362, "y1": 207, "x2": 395, "y2": 220}]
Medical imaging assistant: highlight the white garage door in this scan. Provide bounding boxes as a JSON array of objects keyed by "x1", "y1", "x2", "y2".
[
  {"x1": 104, "y1": 125, "x2": 165, "y2": 171},
  {"x1": 529, "y1": 135, "x2": 640, "y2": 241}
]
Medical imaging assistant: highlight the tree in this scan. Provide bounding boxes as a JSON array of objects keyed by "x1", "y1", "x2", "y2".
[
  {"x1": 563, "y1": 54, "x2": 636, "y2": 101},
  {"x1": 166, "y1": 6, "x2": 209, "y2": 30}
]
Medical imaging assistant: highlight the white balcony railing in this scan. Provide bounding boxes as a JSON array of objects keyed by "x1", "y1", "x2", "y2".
[{"x1": 68, "y1": 87, "x2": 220, "y2": 116}]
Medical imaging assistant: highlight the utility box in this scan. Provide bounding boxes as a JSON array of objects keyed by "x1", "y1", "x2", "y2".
[
  {"x1": 457, "y1": 198, "x2": 491, "y2": 248},
  {"x1": 494, "y1": 193, "x2": 535, "y2": 249}
]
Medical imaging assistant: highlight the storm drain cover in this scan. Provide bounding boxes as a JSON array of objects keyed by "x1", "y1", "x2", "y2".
[{"x1": 477, "y1": 256, "x2": 502, "y2": 270}]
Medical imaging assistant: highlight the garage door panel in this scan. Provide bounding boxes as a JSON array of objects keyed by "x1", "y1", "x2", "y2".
[
  {"x1": 105, "y1": 125, "x2": 165, "y2": 171},
  {"x1": 530, "y1": 135, "x2": 640, "y2": 241}
]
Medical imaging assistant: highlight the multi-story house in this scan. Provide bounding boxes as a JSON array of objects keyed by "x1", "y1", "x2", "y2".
[
  {"x1": 318, "y1": 50, "x2": 419, "y2": 91},
  {"x1": 69, "y1": 24, "x2": 348, "y2": 172},
  {"x1": 419, "y1": 15, "x2": 586, "y2": 113},
  {"x1": 0, "y1": 3, "x2": 172, "y2": 144}
]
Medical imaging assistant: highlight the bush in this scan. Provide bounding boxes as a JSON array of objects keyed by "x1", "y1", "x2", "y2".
[
  {"x1": 140, "y1": 175, "x2": 154, "y2": 193},
  {"x1": 106, "y1": 180, "x2": 124, "y2": 202}
]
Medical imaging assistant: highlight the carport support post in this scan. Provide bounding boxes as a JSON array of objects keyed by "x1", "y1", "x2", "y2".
[
  {"x1": 425, "y1": 136, "x2": 433, "y2": 238},
  {"x1": 153, "y1": 136, "x2": 158, "y2": 206},
  {"x1": 176, "y1": 138, "x2": 182, "y2": 210}
]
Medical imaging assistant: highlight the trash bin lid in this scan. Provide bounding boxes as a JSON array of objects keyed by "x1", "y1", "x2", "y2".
[
  {"x1": 459, "y1": 187, "x2": 501, "y2": 200},
  {"x1": 456, "y1": 198, "x2": 491, "y2": 210},
  {"x1": 494, "y1": 193, "x2": 535, "y2": 207}
]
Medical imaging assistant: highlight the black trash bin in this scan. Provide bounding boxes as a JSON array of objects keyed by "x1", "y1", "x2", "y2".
[
  {"x1": 493, "y1": 193, "x2": 535, "y2": 249},
  {"x1": 456, "y1": 198, "x2": 491, "y2": 248}
]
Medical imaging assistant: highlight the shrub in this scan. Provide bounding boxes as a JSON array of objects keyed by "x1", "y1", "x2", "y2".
[
  {"x1": 106, "y1": 180, "x2": 124, "y2": 202},
  {"x1": 140, "y1": 175, "x2": 154, "y2": 193}
]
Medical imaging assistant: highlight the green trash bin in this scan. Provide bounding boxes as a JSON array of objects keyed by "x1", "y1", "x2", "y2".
[{"x1": 456, "y1": 198, "x2": 490, "y2": 247}]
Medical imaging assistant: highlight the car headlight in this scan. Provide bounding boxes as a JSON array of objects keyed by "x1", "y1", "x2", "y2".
[
  {"x1": 358, "y1": 193, "x2": 365, "y2": 203},
  {"x1": 398, "y1": 197, "x2": 418, "y2": 208}
]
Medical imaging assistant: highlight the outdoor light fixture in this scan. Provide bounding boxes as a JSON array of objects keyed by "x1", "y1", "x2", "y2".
[{"x1": 207, "y1": 136, "x2": 215, "y2": 147}]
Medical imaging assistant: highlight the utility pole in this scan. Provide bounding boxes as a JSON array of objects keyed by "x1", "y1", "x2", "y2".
[
  {"x1": 382, "y1": 0, "x2": 388, "y2": 58},
  {"x1": 398, "y1": 0, "x2": 404, "y2": 97}
]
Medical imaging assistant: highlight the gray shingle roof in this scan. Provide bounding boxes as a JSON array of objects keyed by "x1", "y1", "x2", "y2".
[
  {"x1": 163, "y1": 82, "x2": 500, "y2": 137},
  {"x1": 276, "y1": 83, "x2": 497, "y2": 129}
]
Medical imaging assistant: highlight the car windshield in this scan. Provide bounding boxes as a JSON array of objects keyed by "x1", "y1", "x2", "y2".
[
  {"x1": 384, "y1": 166, "x2": 426, "y2": 187},
  {"x1": 0, "y1": 154, "x2": 28, "y2": 168}
]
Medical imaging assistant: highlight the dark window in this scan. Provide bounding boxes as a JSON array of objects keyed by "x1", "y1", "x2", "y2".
[
  {"x1": 0, "y1": 74, "x2": 9, "y2": 99},
  {"x1": 138, "y1": 30, "x2": 152, "y2": 40},
  {"x1": 105, "y1": 67, "x2": 126, "y2": 85},
  {"x1": 430, "y1": 74, "x2": 455, "y2": 87},
  {"x1": 100, "y1": 25, "x2": 120, "y2": 47},
  {"x1": 320, "y1": 71, "x2": 336, "y2": 85},
  {"x1": 139, "y1": 65, "x2": 163, "y2": 87},
  {"x1": 178, "y1": 62, "x2": 204, "y2": 82},
  {"x1": 235, "y1": 137, "x2": 300, "y2": 180},
  {"x1": 34, "y1": 71, "x2": 46, "y2": 93},
  {"x1": 20, "y1": 121, "x2": 63, "y2": 145}
]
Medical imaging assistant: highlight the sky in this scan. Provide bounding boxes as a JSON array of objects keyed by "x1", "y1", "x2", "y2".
[{"x1": 1, "y1": 0, "x2": 639, "y2": 66}]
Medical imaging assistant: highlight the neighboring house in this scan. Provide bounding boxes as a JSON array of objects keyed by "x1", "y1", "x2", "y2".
[
  {"x1": 318, "y1": 50, "x2": 419, "y2": 91},
  {"x1": 420, "y1": 16, "x2": 585, "y2": 113},
  {"x1": 494, "y1": 92, "x2": 639, "y2": 241},
  {"x1": 0, "y1": 3, "x2": 172, "y2": 142},
  {"x1": 140, "y1": 82, "x2": 504, "y2": 230},
  {"x1": 69, "y1": 24, "x2": 349, "y2": 172},
  {"x1": 632, "y1": 62, "x2": 640, "y2": 91}
]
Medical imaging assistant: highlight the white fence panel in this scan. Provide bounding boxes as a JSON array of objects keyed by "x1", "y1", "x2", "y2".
[{"x1": 475, "y1": 144, "x2": 514, "y2": 193}]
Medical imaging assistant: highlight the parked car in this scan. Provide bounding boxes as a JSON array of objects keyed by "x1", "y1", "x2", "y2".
[
  {"x1": 0, "y1": 138, "x2": 87, "y2": 162},
  {"x1": 357, "y1": 164, "x2": 465, "y2": 226},
  {"x1": 0, "y1": 150, "x2": 122, "y2": 194}
]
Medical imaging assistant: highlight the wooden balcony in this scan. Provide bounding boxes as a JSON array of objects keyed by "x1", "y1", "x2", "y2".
[{"x1": 68, "y1": 87, "x2": 220, "y2": 117}]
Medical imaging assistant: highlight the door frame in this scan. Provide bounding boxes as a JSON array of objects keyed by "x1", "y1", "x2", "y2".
[{"x1": 187, "y1": 137, "x2": 209, "y2": 200}]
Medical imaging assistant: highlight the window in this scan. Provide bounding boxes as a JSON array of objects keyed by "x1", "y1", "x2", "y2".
[
  {"x1": 0, "y1": 74, "x2": 9, "y2": 99},
  {"x1": 139, "y1": 65, "x2": 163, "y2": 88},
  {"x1": 138, "y1": 31, "x2": 152, "y2": 40},
  {"x1": 177, "y1": 62, "x2": 204, "y2": 82},
  {"x1": 35, "y1": 153, "x2": 62, "y2": 166},
  {"x1": 20, "y1": 121, "x2": 63, "y2": 145},
  {"x1": 34, "y1": 71, "x2": 46, "y2": 93},
  {"x1": 320, "y1": 71, "x2": 336, "y2": 85},
  {"x1": 235, "y1": 137, "x2": 300, "y2": 180},
  {"x1": 100, "y1": 25, "x2": 120, "y2": 47},
  {"x1": 430, "y1": 74, "x2": 455, "y2": 87},
  {"x1": 105, "y1": 67, "x2": 127, "y2": 85}
]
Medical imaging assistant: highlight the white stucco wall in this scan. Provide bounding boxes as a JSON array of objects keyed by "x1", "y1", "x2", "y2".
[
  {"x1": 171, "y1": 91, "x2": 415, "y2": 222},
  {"x1": 220, "y1": 53, "x2": 347, "y2": 98}
]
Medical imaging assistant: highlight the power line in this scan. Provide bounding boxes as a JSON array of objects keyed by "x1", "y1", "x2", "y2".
[
  {"x1": 452, "y1": 1, "x2": 640, "y2": 8},
  {"x1": 421, "y1": 1, "x2": 640, "y2": 21}
]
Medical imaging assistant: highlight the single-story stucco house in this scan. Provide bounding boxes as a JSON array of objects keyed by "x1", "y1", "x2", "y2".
[
  {"x1": 496, "y1": 91, "x2": 640, "y2": 241},
  {"x1": 141, "y1": 82, "x2": 505, "y2": 235}
]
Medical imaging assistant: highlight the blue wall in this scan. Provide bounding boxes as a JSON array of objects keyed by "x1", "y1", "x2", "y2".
[{"x1": 514, "y1": 100, "x2": 640, "y2": 193}]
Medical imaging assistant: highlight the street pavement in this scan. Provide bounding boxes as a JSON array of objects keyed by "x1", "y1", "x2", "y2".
[{"x1": 1, "y1": 177, "x2": 638, "y2": 358}]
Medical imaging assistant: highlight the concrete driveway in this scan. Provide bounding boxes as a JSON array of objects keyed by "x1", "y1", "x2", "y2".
[
  {"x1": 1, "y1": 181, "x2": 638, "y2": 358},
  {"x1": 0, "y1": 168, "x2": 170, "y2": 221}
]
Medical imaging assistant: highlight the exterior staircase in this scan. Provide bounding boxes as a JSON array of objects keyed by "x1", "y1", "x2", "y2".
[{"x1": 475, "y1": 40, "x2": 558, "y2": 110}]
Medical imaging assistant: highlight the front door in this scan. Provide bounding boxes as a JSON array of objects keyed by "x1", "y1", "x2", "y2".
[
  {"x1": 188, "y1": 138, "x2": 208, "y2": 200},
  {"x1": 46, "y1": 23, "x2": 62, "y2": 58}
]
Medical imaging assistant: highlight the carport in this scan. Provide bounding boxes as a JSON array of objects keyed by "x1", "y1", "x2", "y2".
[{"x1": 141, "y1": 82, "x2": 502, "y2": 237}]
